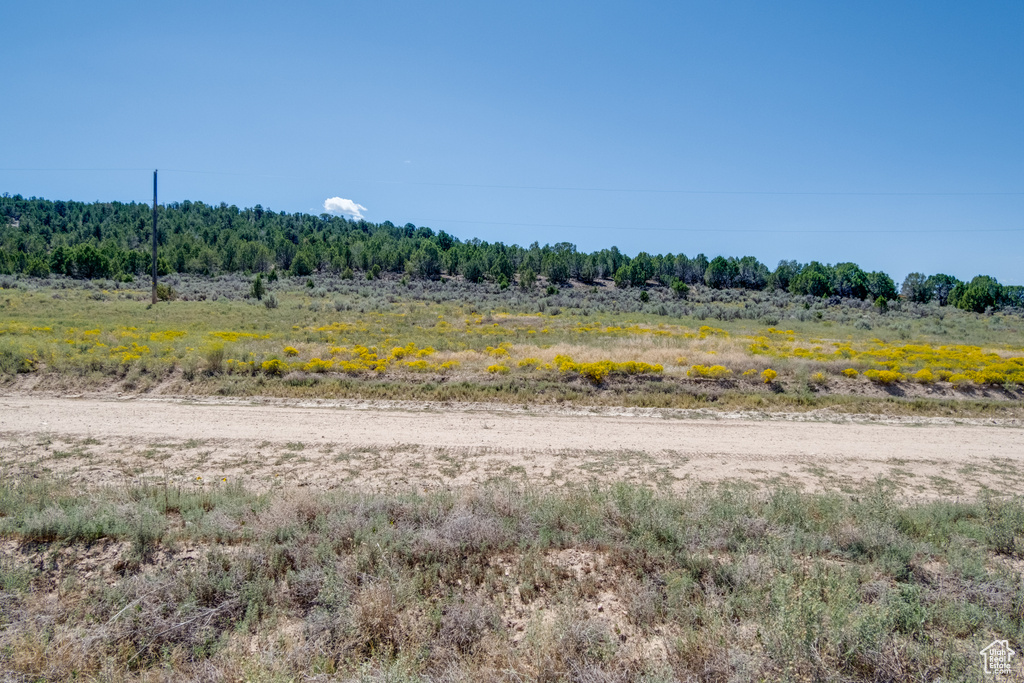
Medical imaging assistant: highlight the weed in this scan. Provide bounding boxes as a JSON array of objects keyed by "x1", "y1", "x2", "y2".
[
  {"x1": 0, "y1": 478, "x2": 1020, "y2": 680},
  {"x1": 3, "y1": 276, "x2": 1024, "y2": 417}
]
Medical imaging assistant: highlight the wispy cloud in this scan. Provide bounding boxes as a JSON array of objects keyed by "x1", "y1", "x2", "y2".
[{"x1": 323, "y1": 196, "x2": 367, "y2": 220}]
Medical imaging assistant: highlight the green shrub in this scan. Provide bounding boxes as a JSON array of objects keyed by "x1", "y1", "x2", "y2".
[
  {"x1": 0, "y1": 343, "x2": 34, "y2": 375},
  {"x1": 155, "y1": 283, "x2": 177, "y2": 301},
  {"x1": 519, "y1": 268, "x2": 536, "y2": 290},
  {"x1": 251, "y1": 274, "x2": 265, "y2": 301},
  {"x1": 204, "y1": 344, "x2": 225, "y2": 375}
]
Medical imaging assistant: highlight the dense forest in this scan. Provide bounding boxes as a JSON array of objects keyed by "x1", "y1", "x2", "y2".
[{"x1": 1, "y1": 194, "x2": 1020, "y2": 313}]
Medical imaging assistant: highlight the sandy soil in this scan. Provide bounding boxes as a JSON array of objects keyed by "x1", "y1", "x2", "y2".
[{"x1": 2, "y1": 395, "x2": 1022, "y2": 498}]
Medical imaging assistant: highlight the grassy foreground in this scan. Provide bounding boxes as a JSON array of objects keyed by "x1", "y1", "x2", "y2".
[{"x1": 1, "y1": 479, "x2": 1022, "y2": 681}]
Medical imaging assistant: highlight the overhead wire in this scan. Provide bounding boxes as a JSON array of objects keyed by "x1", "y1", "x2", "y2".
[
  {"x1": 2, "y1": 166, "x2": 1021, "y2": 235},
  {"x1": 2, "y1": 166, "x2": 1022, "y2": 196},
  {"x1": 411, "y1": 218, "x2": 1024, "y2": 234}
]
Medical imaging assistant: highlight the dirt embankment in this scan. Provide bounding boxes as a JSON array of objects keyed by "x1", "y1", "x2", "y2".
[{"x1": 2, "y1": 395, "x2": 1023, "y2": 498}]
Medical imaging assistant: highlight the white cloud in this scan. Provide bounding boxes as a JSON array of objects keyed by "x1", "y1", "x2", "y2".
[{"x1": 323, "y1": 196, "x2": 367, "y2": 220}]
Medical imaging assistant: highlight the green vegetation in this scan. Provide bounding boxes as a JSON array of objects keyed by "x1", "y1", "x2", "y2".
[
  {"x1": 2, "y1": 195, "x2": 1021, "y2": 312},
  {"x1": 3, "y1": 195, "x2": 1023, "y2": 680},
  {"x1": 1, "y1": 274, "x2": 1022, "y2": 416},
  {"x1": 0, "y1": 478, "x2": 1020, "y2": 681}
]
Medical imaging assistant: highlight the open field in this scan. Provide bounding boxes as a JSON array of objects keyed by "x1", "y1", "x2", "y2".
[
  {"x1": 2, "y1": 276, "x2": 1023, "y2": 681},
  {"x1": 1, "y1": 274, "x2": 1023, "y2": 417}
]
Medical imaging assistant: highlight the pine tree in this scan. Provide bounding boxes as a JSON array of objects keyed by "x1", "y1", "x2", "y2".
[{"x1": 251, "y1": 273, "x2": 265, "y2": 301}]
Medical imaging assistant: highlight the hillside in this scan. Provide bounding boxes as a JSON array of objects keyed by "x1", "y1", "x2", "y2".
[{"x1": 1, "y1": 194, "x2": 1020, "y2": 312}]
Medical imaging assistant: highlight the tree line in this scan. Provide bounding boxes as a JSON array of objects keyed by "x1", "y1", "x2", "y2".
[{"x1": 1, "y1": 194, "x2": 1020, "y2": 312}]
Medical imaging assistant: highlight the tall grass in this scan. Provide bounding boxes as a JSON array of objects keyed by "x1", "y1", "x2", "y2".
[
  {"x1": 1, "y1": 275, "x2": 1022, "y2": 415},
  {"x1": 0, "y1": 477, "x2": 1021, "y2": 681}
]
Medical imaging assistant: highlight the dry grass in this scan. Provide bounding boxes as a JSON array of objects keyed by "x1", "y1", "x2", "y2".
[
  {"x1": 2, "y1": 277, "x2": 1023, "y2": 418},
  {"x1": 1, "y1": 478, "x2": 1022, "y2": 681}
]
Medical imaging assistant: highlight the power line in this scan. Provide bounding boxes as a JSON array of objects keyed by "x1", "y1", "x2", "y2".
[
  {"x1": 0, "y1": 167, "x2": 153, "y2": 172},
  {"x1": 4, "y1": 166, "x2": 1021, "y2": 235},
  {"x1": 1, "y1": 167, "x2": 1022, "y2": 196},
  {"x1": 0, "y1": 167, "x2": 289, "y2": 179},
  {"x1": 415, "y1": 218, "x2": 1024, "y2": 235},
  {"x1": 160, "y1": 168, "x2": 290, "y2": 179},
  {"x1": 373, "y1": 180, "x2": 1024, "y2": 197}
]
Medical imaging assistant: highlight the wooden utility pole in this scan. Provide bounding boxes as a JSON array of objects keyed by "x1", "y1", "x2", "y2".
[{"x1": 151, "y1": 170, "x2": 158, "y2": 304}]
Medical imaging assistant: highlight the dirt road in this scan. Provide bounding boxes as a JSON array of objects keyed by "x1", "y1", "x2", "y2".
[{"x1": 2, "y1": 395, "x2": 1022, "y2": 497}]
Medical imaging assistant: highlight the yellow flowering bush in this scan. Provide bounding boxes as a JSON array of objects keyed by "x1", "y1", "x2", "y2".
[
  {"x1": 149, "y1": 330, "x2": 187, "y2": 342},
  {"x1": 688, "y1": 365, "x2": 732, "y2": 379},
  {"x1": 335, "y1": 360, "x2": 370, "y2": 374},
  {"x1": 226, "y1": 358, "x2": 256, "y2": 374},
  {"x1": 550, "y1": 355, "x2": 663, "y2": 385},
  {"x1": 761, "y1": 368, "x2": 777, "y2": 384},
  {"x1": 841, "y1": 368, "x2": 859, "y2": 378},
  {"x1": 261, "y1": 358, "x2": 285, "y2": 376},
  {"x1": 487, "y1": 364, "x2": 510, "y2": 374},
  {"x1": 912, "y1": 368, "x2": 935, "y2": 384},
  {"x1": 863, "y1": 369, "x2": 905, "y2": 385},
  {"x1": 563, "y1": 359, "x2": 610, "y2": 383},
  {"x1": 973, "y1": 368, "x2": 1007, "y2": 386},
  {"x1": 748, "y1": 333, "x2": 1024, "y2": 385},
  {"x1": 698, "y1": 325, "x2": 729, "y2": 338},
  {"x1": 108, "y1": 342, "x2": 151, "y2": 366},
  {"x1": 616, "y1": 361, "x2": 664, "y2": 375},
  {"x1": 283, "y1": 346, "x2": 299, "y2": 357},
  {"x1": 389, "y1": 343, "x2": 435, "y2": 360},
  {"x1": 210, "y1": 331, "x2": 268, "y2": 342},
  {"x1": 303, "y1": 358, "x2": 332, "y2": 373}
]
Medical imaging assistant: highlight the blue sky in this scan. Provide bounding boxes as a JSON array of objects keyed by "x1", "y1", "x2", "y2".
[{"x1": 3, "y1": 1, "x2": 1022, "y2": 284}]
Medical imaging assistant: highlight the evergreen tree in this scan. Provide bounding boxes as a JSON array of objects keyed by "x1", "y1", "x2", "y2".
[{"x1": 251, "y1": 273, "x2": 265, "y2": 301}]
